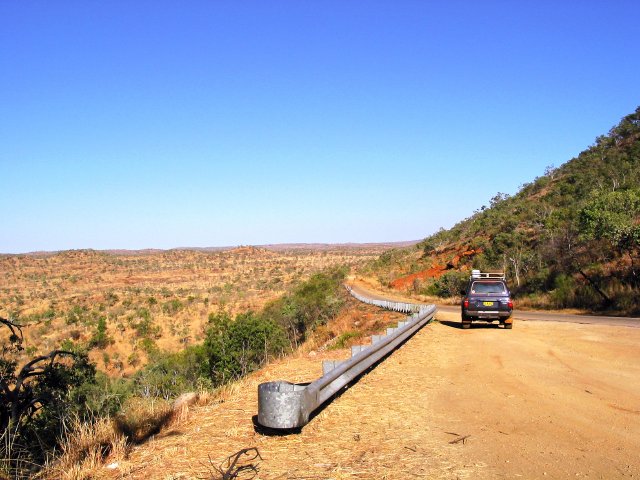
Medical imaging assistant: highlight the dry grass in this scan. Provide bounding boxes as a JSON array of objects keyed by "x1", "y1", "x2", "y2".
[
  {"x1": 113, "y1": 398, "x2": 175, "y2": 445},
  {"x1": 39, "y1": 391, "x2": 218, "y2": 480},
  {"x1": 39, "y1": 416, "x2": 128, "y2": 480}
]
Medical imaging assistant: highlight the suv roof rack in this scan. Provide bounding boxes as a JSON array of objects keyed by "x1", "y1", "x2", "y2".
[{"x1": 471, "y1": 270, "x2": 505, "y2": 280}]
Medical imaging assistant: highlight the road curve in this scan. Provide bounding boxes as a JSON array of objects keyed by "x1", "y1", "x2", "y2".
[
  {"x1": 348, "y1": 280, "x2": 640, "y2": 328},
  {"x1": 436, "y1": 304, "x2": 640, "y2": 328}
]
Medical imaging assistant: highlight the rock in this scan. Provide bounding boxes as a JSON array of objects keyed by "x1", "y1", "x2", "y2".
[{"x1": 173, "y1": 392, "x2": 199, "y2": 411}]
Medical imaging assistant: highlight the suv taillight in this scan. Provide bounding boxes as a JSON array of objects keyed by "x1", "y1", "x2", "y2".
[
  {"x1": 508, "y1": 300, "x2": 513, "y2": 309},
  {"x1": 463, "y1": 299, "x2": 469, "y2": 308}
]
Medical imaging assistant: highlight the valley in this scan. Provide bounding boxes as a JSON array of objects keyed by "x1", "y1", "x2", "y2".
[{"x1": 0, "y1": 244, "x2": 402, "y2": 376}]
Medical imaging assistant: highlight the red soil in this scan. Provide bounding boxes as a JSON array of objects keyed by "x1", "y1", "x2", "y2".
[
  {"x1": 389, "y1": 249, "x2": 480, "y2": 290},
  {"x1": 389, "y1": 265, "x2": 447, "y2": 289}
]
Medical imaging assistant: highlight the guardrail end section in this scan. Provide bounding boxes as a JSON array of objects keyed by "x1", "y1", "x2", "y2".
[{"x1": 258, "y1": 381, "x2": 310, "y2": 429}]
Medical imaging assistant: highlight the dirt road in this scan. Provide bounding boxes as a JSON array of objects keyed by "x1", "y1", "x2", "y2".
[
  {"x1": 350, "y1": 278, "x2": 640, "y2": 328},
  {"x1": 436, "y1": 303, "x2": 640, "y2": 328},
  {"x1": 116, "y1": 300, "x2": 640, "y2": 479},
  {"x1": 429, "y1": 309, "x2": 640, "y2": 478}
]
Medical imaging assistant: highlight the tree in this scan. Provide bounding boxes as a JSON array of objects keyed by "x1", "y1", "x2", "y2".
[
  {"x1": 1, "y1": 317, "x2": 96, "y2": 472},
  {"x1": 544, "y1": 164, "x2": 558, "y2": 179},
  {"x1": 579, "y1": 189, "x2": 640, "y2": 285}
]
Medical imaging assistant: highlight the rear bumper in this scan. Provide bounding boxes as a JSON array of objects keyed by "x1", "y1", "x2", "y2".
[{"x1": 463, "y1": 310, "x2": 512, "y2": 320}]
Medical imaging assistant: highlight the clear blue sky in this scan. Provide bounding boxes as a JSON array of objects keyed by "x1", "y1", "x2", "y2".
[{"x1": 1, "y1": 1, "x2": 638, "y2": 253}]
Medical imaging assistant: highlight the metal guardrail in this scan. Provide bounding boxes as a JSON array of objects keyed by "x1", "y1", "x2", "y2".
[
  {"x1": 257, "y1": 287, "x2": 436, "y2": 429},
  {"x1": 345, "y1": 285, "x2": 428, "y2": 314}
]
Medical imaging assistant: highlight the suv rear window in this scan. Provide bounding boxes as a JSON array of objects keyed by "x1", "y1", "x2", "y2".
[{"x1": 471, "y1": 281, "x2": 506, "y2": 294}]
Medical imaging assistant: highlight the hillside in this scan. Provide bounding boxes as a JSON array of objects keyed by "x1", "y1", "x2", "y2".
[
  {"x1": 364, "y1": 107, "x2": 640, "y2": 314},
  {"x1": 0, "y1": 245, "x2": 391, "y2": 376}
]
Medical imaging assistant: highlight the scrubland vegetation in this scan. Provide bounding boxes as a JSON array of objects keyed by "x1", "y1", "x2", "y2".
[
  {"x1": 0, "y1": 246, "x2": 382, "y2": 375},
  {"x1": 366, "y1": 107, "x2": 640, "y2": 314},
  {"x1": 0, "y1": 244, "x2": 374, "y2": 478}
]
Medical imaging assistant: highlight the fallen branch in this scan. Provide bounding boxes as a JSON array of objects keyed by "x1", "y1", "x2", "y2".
[
  {"x1": 448, "y1": 435, "x2": 470, "y2": 445},
  {"x1": 204, "y1": 447, "x2": 262, "y2": 480}
]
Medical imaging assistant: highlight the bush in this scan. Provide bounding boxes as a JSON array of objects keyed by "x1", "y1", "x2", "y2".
[
  {"x1": 1, "y1": 318, "x2": 99, "y2": 476},
  {"x1": 423, "y1": 270, "x2": 468, "y2": 297},
  {"x1": 122, "y1": 268, "x2": 348, "y2": 398},
  {"x1": 89, "y1": 316, "x2": 112, "y2": 349},
  {"x1": 261, "y1": 266, "x2": 347, "y2": 346},
  {"x1": 205, "y1": 312, "x2": 289, "y2": 386},
  {"x1": 66, "y1": 305, "x2": 89, "y2": 325},
  {"x1": 72, "y1": 371, "x2": 132, "y2": 418},
  {"x1": 329, "y1": 331, "x2": 363, "y2": 350},
  {"x1": 133, "y1": 345, "x2": 209, "y2": 399},
  {"x1": 129, "y1": 308, "x2": 161, "y2": 339},
  {"x1": 162, "y1": 299, "x2": 184, "y2": 315},
  {"x1": 550, "y1": 274, "x2": 576, "y2": 308}
]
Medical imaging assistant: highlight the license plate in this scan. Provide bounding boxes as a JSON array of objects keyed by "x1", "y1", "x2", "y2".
[{"x1": 482, "y1": 301, "x2": 494, "y2": 307}]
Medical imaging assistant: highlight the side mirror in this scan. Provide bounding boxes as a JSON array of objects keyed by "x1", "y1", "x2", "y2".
[{"x1": 460, "y1": 290, "x2": 466, "y2": 295}]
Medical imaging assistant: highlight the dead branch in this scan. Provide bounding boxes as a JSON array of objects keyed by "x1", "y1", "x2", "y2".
[
  {"x1": 202, "y1": 447, "x2": 262, "y2": 480},
  {"x1": 1, "y1": 316, "x2": 24, "y2": 350},
  {"x1": 448, "y1": 434, "x2": 470, "y2": 445}
]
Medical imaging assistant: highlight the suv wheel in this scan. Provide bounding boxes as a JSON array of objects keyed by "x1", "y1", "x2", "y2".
[{"x1": 504, "y1": 323, "x2": 513, "y2": 329}]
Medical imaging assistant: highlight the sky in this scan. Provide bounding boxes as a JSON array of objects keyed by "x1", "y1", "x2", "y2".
[{"x1": 1, "y1": 1, "x2": 639, "y2": 254}]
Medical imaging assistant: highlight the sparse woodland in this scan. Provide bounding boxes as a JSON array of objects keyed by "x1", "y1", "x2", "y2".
[
  {"x1": 0, "y1": 246, "x2": 382, "y2": 375},
  {"x1": 0, "y1": 245, "x2": 381, "y2": 478}
]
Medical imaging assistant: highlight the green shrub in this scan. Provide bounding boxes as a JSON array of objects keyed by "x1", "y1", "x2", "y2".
[
  {"x1": 551, "y1": 274, "x2": 576, "y2": 308},
  {"x1": 162, "y1": 299, "x2": 184, "y2": 315},
  {"x1": 133, "y1": 345, "x2": 210, "y2": 399},
  {"x1": 1, "y1": 318, "x2": 98, "y2": 475},
  {"x1": 66, "y1": 305, "x2": 88, "y2": 325},
  {"x1": 423, "y1": 270, "x2": 468, "y2": 297},
  {"x1": 129, "y1": 308, "x2": 160, "y2": 338},
  {"x1": 205, "y1": 312, "x2": 289, "y2": 386},
  {"x1": 261, "y1": 266, "x2": 347, "y2": 345},
  {"x1": 139, "y1": 338, "x2": 158, "y2": 355},
  {"x1": 89, "y1": 316, "x2": 112, "y2": 349},
  {"x1": 73, "y1": 371, "x2": 132, "y2": 418},
  {"x1": 329, "y1": 331, "x2": 363, "y2": 350}
]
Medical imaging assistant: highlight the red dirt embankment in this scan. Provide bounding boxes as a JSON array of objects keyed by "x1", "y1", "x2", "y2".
[
  {"x1": 390, "y1": 249, "x2": 480, "y2": 290},
  {"x1": 389, "y1": 265, "x2": 447, "y2": 289}
]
